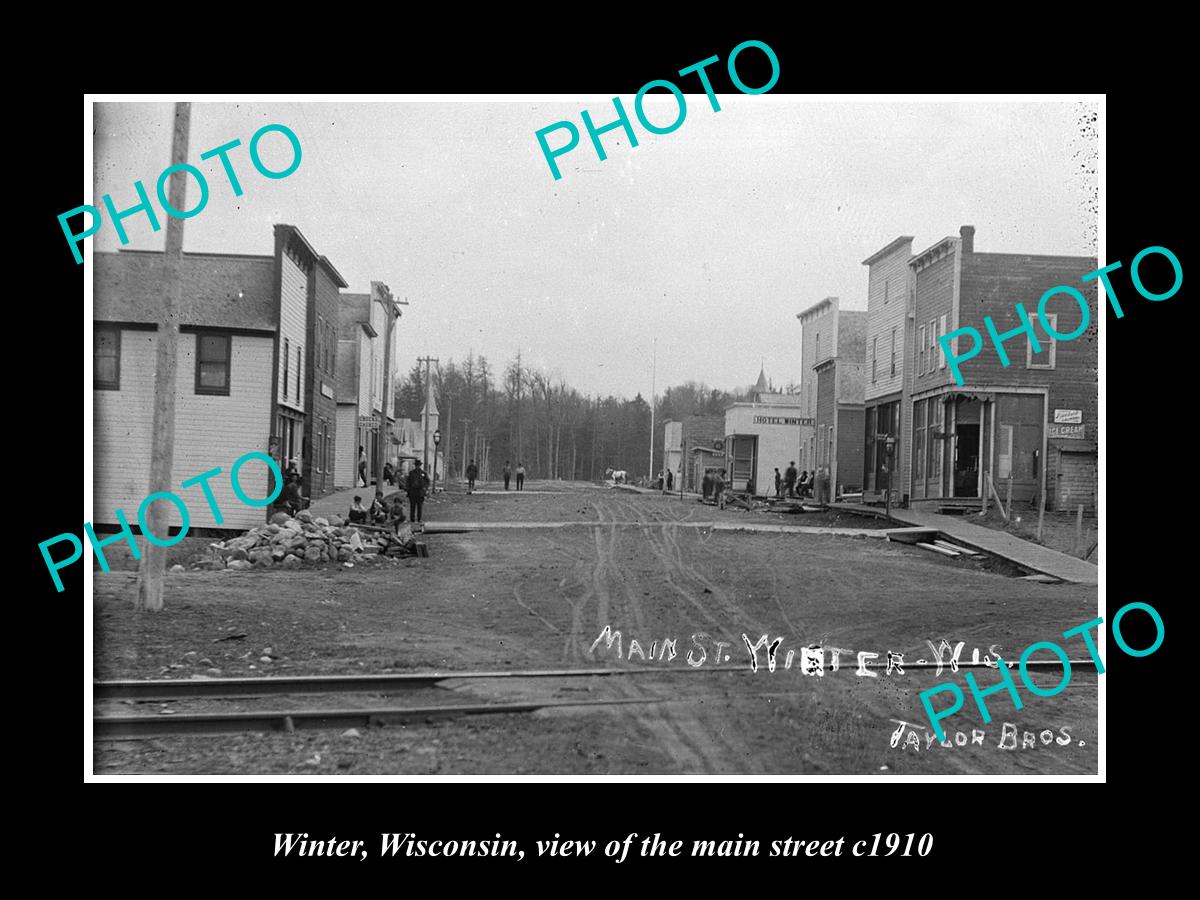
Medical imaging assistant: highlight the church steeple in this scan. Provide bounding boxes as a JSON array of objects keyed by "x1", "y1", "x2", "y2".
[{"x1": 754, "y1": 364, "x2": 769, "y2": 395}]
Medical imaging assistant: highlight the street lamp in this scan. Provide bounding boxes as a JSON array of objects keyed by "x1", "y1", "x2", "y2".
[{"x1": 433, "y1": 429, "x2": 441, "y2": 493}]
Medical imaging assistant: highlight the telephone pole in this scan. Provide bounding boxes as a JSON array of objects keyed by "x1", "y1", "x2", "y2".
[
  {"x1": 136, "y1": 102, "x2": 190, "y2": 613},
  {"x1": 374, "y1": 285, "x2": 404, "y2": 490},
  {"x1": 417, "y1": 355, "x2": 439, "y2": 476},
  {"x1": 649, "y1": 337, "x2": 657, "y2": 482},
  {"x1": 461, "y1": 418, "x2": 471, "y2": 483}
]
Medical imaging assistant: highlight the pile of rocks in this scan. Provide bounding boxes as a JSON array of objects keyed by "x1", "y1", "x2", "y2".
[{"x1": 193, "y1": 510, "x2": 414, "y2": 570}]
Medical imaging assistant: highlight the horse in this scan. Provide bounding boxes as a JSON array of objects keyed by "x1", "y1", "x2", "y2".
[{"x1": 605, "y1": 467, "x2": 628, "y2": 484}]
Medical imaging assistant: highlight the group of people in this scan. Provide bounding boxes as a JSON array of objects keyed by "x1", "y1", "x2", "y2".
[
  {"x1": 501, "y1": 461, "x2": 526, "y2": 491},
  {"x1": 348, "y1": 489, "x2": 405, "y2": 527},
  {"x1": 359, "y1": 445, "x2": 405, "y2": 489},
  {"x1": 653, "y1": 470, "x2": 676, "y2": 491},
  {"x1": 773, "y1": 462, "x2": 814, "y2": 500},
  {"x1": 347, "y1": 459, "x2": 431, "y2": 524}
]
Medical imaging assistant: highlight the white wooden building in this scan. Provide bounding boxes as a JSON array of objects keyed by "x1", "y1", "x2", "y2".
[{"x1": 93, "y1": 250, "x2": 279, "y2": 532}]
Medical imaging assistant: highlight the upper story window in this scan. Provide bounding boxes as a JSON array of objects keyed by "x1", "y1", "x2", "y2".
[
  {"x1": 871, "y1": 337, "x2": 878, "y2": 383},
  {"x1": 283, "y1": 337, "x2": 290, "y2": 400},
  {"x1": 918, "y1": 325, "x2": 926, "y2": 376},
  {"x1": 95, "y1": 325, "x2": 121, "y2": 390},
  {"x1": 1028, "y1": 313, "x2": 1058, "y2": 369},
  {"x1": 196, "y1": 333, "x2": 231, "y2": 396},
  {"x1": 883, "y1": 279, "x2": 889, "y2": 305},
  {"x1": 890, "y1": 327, "x2": 897, "y2": 377},
  {"x1": 316, "y1": 315, "x2": 324, "y2": 373}
]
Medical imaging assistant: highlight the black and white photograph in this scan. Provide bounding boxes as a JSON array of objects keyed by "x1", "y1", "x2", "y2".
[{"x1": 80, "y1": 93, "x2": 1104, "y2": 778}]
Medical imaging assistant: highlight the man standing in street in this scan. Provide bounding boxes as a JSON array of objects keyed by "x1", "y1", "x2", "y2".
[
  {"x1": 774, "y1": 467, "x2": 783, "y2": 499},
  {"x1": 405, "y1": 460, "x2": 429, "y2": 523},
  {"x1": 358, "y1": 445, "x2": 368, "y2": 488},
  {"x1": 712, "y1": 468, "x2": 727, "y2": 510},
  {"x1": 784, "y1": 461, "x2": 798, "y2": 498},
  {"x1": 467, "y1": 459, "x2": 479, "y2": 493},
  {"x1": 516, "y1": 462, "x2": 526, "y2": 491},
  {"x1": 503, "y1": 460, "x2": 512, "y2": 490}
]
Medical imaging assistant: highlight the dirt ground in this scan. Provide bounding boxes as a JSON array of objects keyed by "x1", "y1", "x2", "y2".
[
  {"x1": 92, "y1": 481, "x2": 1099, "y2": 775},
  {"x1": 971, "y1": 506, "x2": 1099, "y2": 565}
]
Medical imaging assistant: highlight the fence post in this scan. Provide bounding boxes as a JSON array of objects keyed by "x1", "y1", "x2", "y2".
[{"x1": 1036, "y1": 484, "x2": 1046, "y2": 542}]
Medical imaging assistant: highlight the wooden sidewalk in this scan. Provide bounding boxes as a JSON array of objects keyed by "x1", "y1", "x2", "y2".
[{"x1": 832, "y1": 503, "x2": 1098, "y2": 585}]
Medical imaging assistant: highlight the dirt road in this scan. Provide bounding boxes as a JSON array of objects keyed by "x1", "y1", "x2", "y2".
[{"x1": 93, "y1": 482, "x2": 1098, "y2": 775}]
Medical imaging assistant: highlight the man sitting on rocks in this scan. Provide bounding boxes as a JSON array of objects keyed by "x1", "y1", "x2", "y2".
[
  {"x1": 348, "y1": 495, "x2": 368, "y2": 524},
  {"x1": 282, "y1": 475, "x2": 306, "y2": 517}
]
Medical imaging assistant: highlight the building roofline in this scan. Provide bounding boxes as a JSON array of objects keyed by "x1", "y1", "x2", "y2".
[
  {"x1": 317, "y1": 255, "x2": 349, "y2": 288},
  {"x1": 796, "y1": 296, "x2": 838, "y2": 321},
  {"x1": 861, "y1": 236, "x2": 915, "y2": 266},
  {"x1": 963, "y1": 250, "x2": 1097, "y2": 263},
  {"x1": 113, "y1": 249, "x2": 274, "y2": 261},
  {"x1": 909, "y1": 236, "x2": 958, "y2": 268}
]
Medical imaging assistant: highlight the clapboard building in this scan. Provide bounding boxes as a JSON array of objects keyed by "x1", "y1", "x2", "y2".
[
  {"x1": 272, "y1": 225, "x2": 348, "y2": 499},
  {"x1": 812, "y1": 311, "x2": 867, "y2": 499},
  {"x1": 663, "y1": 415, "x2": 725, "y2": 493},
  {"x1": 907, "y1": 226, "x2": 1098, "y2": 513},
  {"x1": 861, "y1": 236, "x2": 914, "y2": 505},
  {"x1": 93, "y1": 249, "x2": 279, "y2": 531},
  {"x1": 335, "y1": 283, "x2": 403, "y2": 489},
  {"x1": 93, "y1": 225, "x2": 349, "y2": 532}
]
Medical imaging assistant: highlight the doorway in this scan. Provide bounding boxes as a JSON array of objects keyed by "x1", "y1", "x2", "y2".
[
  {"x1": 727, "y1": 435, "x2": 757, "y2": 492},
  {"x1": 954, "y1": 424, "x2": 980, "y2": 497}
]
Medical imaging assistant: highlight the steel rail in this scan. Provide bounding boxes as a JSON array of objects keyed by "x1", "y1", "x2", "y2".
[
  {"x1": 93, "y1": 666, "x2": 751, "y2": 701},
  {"x1": 94, "y1": 696, "x2": 707, "y2": 739},
  {"x1": 94, "y1": 659, "x2": 1096, "y2": 703}
]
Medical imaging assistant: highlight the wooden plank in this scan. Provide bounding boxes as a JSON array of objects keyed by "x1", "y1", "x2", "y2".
[
  {"x1": 917, "y1": 541, "x2": 960, "y2": 557},
  {"x1": 934, "y1": 539, "x2": 980, "y2": 556},
  {"x1": 885, "y1": 527, "x2": 940, "y2": 545}
]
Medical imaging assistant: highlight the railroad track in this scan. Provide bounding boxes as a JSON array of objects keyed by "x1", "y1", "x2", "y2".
[
  {"x1": 93, "y1": 666, "x2": 752, "y2": 739},
  {"x1": 92, "y1": 660, "x2": 1096, "y2": 739}
]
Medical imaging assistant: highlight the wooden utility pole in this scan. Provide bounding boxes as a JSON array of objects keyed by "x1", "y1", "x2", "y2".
[
  {"x1": 374, "y1": 285, "x2": 404, "y2": 489},
  {"x1": 461, "y1": 418, "x2": 471, "y2": 483},
  {"x1": 136, "y1": 102, "x2": 190, "y2": 613},
  {"x1": 649, "y1": 337, "x2": 656, "y2": 483},
  {"x1": 416, "y1": 355, "x2": 438, "y2": 476},
  {"x1": 444, "y1": 395, "x2": 453, "y2": 481}
]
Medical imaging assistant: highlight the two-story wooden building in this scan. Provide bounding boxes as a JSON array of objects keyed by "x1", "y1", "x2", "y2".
[
  {"x1": 93, "y1": 225, "x2": 350, "y2": 533},
  {"x1": 93, "y1": 249, "x2": 280, "y2": 532},
  {"x1": 861, "y1": 236, "x2": 915, "y2": 505},
  {"x1": 334, "y1": 283, "x2": 402, "y2": 489},
  {"x1": 907, "y1": 226, "x2": 1097, "y2": 513},
  {"x1": 271, "y1": 225, "x2": 348, "y2": 499}
]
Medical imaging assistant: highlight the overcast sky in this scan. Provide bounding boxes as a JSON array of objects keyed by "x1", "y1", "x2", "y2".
[{"x1": 92, "y1": 99, "x2": 1097, "y2": 398}]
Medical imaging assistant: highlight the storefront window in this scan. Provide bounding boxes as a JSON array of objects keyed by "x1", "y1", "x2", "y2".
[
  {"x1": 930, "y1": 401, "x2": 944, "y2": 479},
  {"x1": 913, "y1": 400, "x2": 926, "y2": 483}
]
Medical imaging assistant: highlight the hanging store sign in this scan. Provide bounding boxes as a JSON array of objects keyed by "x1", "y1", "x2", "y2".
[{"x1": 1053, "y1": 409, "x2": 1082, "y2": 424}]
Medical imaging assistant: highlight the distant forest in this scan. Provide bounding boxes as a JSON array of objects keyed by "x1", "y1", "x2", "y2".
[{"x1": 393, "y1": 352, "x2": 773, "y2": 482}]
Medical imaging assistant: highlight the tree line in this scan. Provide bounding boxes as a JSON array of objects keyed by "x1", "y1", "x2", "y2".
[{"x1": 393, "y1": 352, "x2": 749, "y2": 482}]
